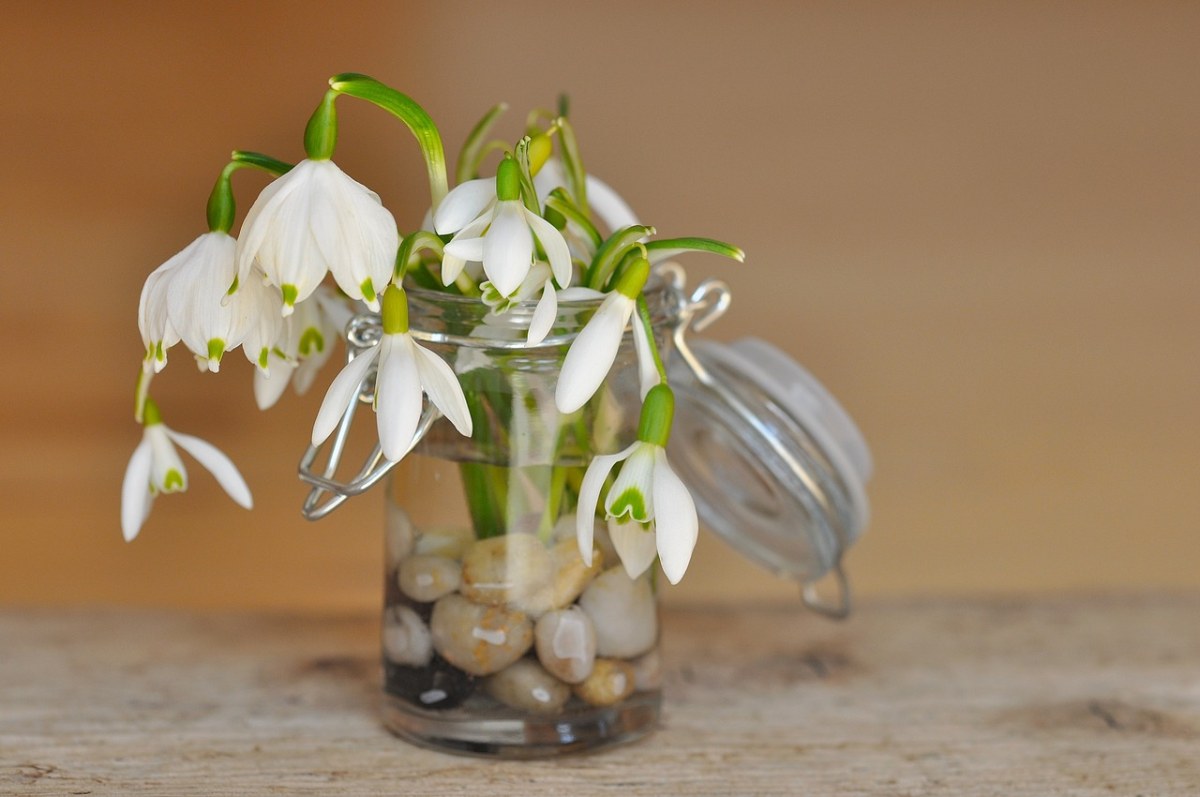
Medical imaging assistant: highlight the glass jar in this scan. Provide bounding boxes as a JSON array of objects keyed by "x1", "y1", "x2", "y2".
[{"x1": 379, "y1": 283, "x2": 678, "y2": 757}]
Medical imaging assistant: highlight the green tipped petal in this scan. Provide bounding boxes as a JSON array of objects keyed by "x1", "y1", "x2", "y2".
[
  {"x1": 207, "y1": 339, "x2": 226, "y2": 365},
  {"x1": 299, "y1": 326, "x2": 324, "y2": 357},
  {"x1": 608, "y1": 487, "x2": 647, "y2": 522},
  {"x1": 163, "y1": 468, "x2": 185, "y2": 491},
  {"x1": 281, "y1": 284, "x2": 299, "y2": 309}
]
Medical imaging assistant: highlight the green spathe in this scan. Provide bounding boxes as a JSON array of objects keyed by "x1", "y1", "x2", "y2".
[
  {"x1": 382, "y1": 285, "x2": 409, "y2": 335},
  {"x1": 636, "y1": 384, "x2": 675, "y2": 448}
]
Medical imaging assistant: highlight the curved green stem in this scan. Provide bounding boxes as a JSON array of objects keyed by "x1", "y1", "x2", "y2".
[
  {"x1": 205, "y1": 151, "x2": 294, "y2": 233},
  {"x1": 645, "y1": 236, "x2": 745, "y2": 263},
  {"x1": 328, "y1": 73, "x2": 448, "y2": 208},
  {"x1": 545, "y1": 188, "x2": 602, "y2": 250},
  {"x1": 585, "y1": 225, "x2": 654, "y2": 290},
  {"x1": 636, "y1": 294, "x2": 669, "y2": 384}
]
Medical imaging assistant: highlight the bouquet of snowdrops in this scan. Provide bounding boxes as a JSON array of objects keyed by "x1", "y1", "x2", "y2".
[{"x1": 121, "y1": 73, "x2": 742, "y2": 588}]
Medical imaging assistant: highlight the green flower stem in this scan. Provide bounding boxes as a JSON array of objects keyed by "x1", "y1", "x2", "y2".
[
  {"x1": 328, "y1": 73, "x2": 448, "y2": 208},
  {"x1": 394, "y1": 230, "x2": 444, "y2": 281},
  {"x1": 644, "y1": 237, "x2": 746, "y2": 263},
  {"x1": 636, "y1": 294, "x2": 669, "y2": 384},
  {"x1": 205, "y1": 151, "x2": 294, "y2": 233},
  {"x1": 457, "y1": 102, "x2": 508, "y2": 184},
  {"x1": 557, "y1": 116, "x2": 587, "y2": 215},
  {"x1": 133, "y1": 367, "x2": 152, "y2": 423},
  {"x1": 545, "y1": 189, "x2": 602, "y2": 250},
  {"x1": 585, "y1": 225, "x2": 655, "y2": 290}
]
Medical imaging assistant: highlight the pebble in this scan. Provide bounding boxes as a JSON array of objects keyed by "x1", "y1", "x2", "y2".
[
  {"x1": 385, "y1": 501, "x2": 415, "y2": 569},
  {"x1": 572, "y1": 658, "x2": 636, "y2": 707},
  {"x1": 382, "y1": 604, "x2": 434, "y2": 667},
  {"x1": 514, "y1": 537, "x2": 604, "y2": 617},
  {"x1": 384, "y1": 654, "x2": 475, "y2": 711},
  {"x1": 429, "y1": 594, "x2": 534, "y2": 676},
  {"x1": 485, "y1": 659, "x2": 571, "y2": 715},
  {"x1": 578, "y1": 568, "x2": 658, "y2": 659},
  {"x1": 554, "y1": 512, "x2": 617, "y2": 568},
  {"x1": 534, "y1": 607, "x2": 596, "y2": 684},
  {"x1": 460, "y1": 534, "x2": 553, "y2": 606},
  {"x1": 413, "y1": 526, "x2": 474, "y2": 560},
  {"x1": 397, "y1": 555, "x2": 461, "y2": 603},
  {"x1": 630, "y1": 649, "x2": 662, "y2": 691}
]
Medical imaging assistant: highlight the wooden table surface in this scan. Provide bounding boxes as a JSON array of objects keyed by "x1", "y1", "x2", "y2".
[{"x1": 3, "y1": 595, "x2": 1198, "y2": 796}]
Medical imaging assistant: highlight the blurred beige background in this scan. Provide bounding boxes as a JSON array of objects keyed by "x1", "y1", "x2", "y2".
[{"x1": 2, "y1": 1, "x2": 1197, "y2": 612}]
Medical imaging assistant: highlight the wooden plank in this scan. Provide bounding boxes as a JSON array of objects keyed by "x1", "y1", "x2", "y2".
[{"x1": 2, "y1": 596, "x2": 1198, "y2": 796}]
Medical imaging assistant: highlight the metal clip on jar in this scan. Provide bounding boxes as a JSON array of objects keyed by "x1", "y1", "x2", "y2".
[{"x1": 298, "y1": 265, "x2": 872, "y2": 757}]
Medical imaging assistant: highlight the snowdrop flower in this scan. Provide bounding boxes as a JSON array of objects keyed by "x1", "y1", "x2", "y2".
[
  {"x1": 576, "y1": 385, "x2": 697, "y2": 584},
  {"x1": 161, "y1": 232, "x2": 250, "y2": 373},
  {"x1": 235, "y1": 271, "x2": 286, "y2": 376},
  {"x1": 312, "y1": 285, "x2": 472, "y2": 461},
  {"x1": 120, "y1": 399, "x2": 252, "y2": 542},
  {"x1": 234, "y1": 159, "x2": 398, "y2": 315},
  {"x1": 254, "y1": 287, "x2": 351, "y2": 410},
  {"x1": 138, "y1": 254, "x2": 181, "y2": 373},
  {"x1": 555, "y1": 256, "x2": 651, "y2": 414},
  {"x1": 437, "y1": 159, "x2": 570, "y2": 298}
]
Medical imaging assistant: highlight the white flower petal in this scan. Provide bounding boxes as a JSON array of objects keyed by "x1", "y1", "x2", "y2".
[
  {"x1": 585, "y1": 172, "x2": 640, "y2": 232},
  {"x1": 120, "y1": 439, "x2": 154, "y2": 542},
  {"x1": 433, "y1": 178, "x2": 496, "y2": 234},
  {"x1": 482, "y1": 201, "x2": 533, "y2": 297},
  {"x1": 411, "y1": 340, "x2": 473, "y2": 437},
  {"x1": 527, "y1": 282, "x2": 557, "y2": 345},
  {"x1": 652, "y1": 447, "x2": 699, "y2": 585},
  {"x1": 555, "y1": 293, "x2": 634, "y2": 414},
  {"x1": 575, "y1": 443, "x2": 638, "y2": 565},
  {"x1": 168, "y1": 429, "x2": 253, "y2": 510},
  {"x1": 631, "y1": 308, "x2": 660, "y2": 400},
  {"x1": 444, "y1": 236, "x2": 485, "y2": 263},
  {"x1": 605, "y1": 443, "x2": 656, "y2": 522},
  {"x1": 375, "y1": 335, "x2": 423, "y2": 461},
  {"x1": 234, "y1": 161, "x2": 309, "y2": 290},
  {"x1": 557, "y1": 287, "x2": 606, "y2": 302},
  {"x1": 524, "y1": 208, "x2": 572, "y2": 288},
  {"x1": 146, "y1": 424, "x2": 187, "y2": 493},
  {"x1": 311, "y1": 346, "x2": 380, "y2": 446},
  {"x1": 607, "y1": 517, "x2": 659, "y2": 580},
  {"x1": 254, "y1": 353, "x2": 295, "y2": 410}
]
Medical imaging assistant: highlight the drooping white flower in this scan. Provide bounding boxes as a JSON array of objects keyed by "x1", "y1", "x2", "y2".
[
  {"x1": 312, "y1": 286, "x2": 472, "y2": 461},
  {"x1": 254, "y1": 287, "x2": 352, "y2": 410},
  {"x1": 160, "y1": 232, "x2": 250, "y2": 373},
  {"x1": 120, "y1": 400, "x2": 252, "y2": 542},
  {"x1": 137, "y1": 244, "x2": 187, "y2": 373},
  {"x1": 437, "y1": 159, "x2": 570, "y2": 298},
  {"x1": 234, "y1": 159, "x2": 398, "y2": 315},
  {"x1": 575, "y1": 385, "x2": 697, "y2": 584},
  {"x1": 554, "y1": 256, "x2": 651, "y2": 414},
  {"x1": 235, "y1": 271, "x2": 286, "y2": 376}
]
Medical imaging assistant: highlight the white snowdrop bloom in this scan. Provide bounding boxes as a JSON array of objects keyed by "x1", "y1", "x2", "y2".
[
  {"x1": 138, "y1": 254, "x2": 181, "y2": 373},
  {"x1": 234, "y1": 159, "x2": 398, "y2": 315},
  {"x1": 153, "y1": 232, "x2": 247, "y2": 373},
  {"x1": 575, "y1": 385, "x2": 697, "y2": 584},
  {"x1": 253, "y1": 287, "x2": 351, "y2": 410},
  {"x1": 120, "y1": 400, "x2": 252, "y2": 542},
  {"x1": 438, "y1": 159, "x2": 570, "y2": 298},
  {"x1": 312, "y1": 286, "x2": 472, "y2": 462},
  {"x1": 234, "y1": 271, "x2": 286, "y2": 376},
  {"x1": 554, "y1": 257, "x2": 651, "y2": 414},
  {"x1": 480, "y1": 262, "x2": 602, "y2": 346}
]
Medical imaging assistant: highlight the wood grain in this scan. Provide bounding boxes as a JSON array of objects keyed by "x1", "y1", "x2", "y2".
[{"x1": 3, "y1": 595, "x2": 1198, "y2": 795}]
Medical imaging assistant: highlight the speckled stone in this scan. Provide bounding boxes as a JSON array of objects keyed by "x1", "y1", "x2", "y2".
[
  {"x1": 578, "y1": 568, "x2": 658, "y2": 659},
  {"x1": 429, "y1": 594, "x2": 534, "y2": 676},
  {"x1": 382, "y1": 604, "x2": 434, "y2": 667},
  {"x1": 385, "y1": 502, "x2": 415, "y2": 570},
  {"x1": 514, "y1": 537, "x2": 605, "y2": 618},
  {"x1": 534, "y1": 606, "x2": 596, "y2": 684},
  {"x1": 460, "y1": 534, "x2": 553, "y2": 607},
  {"x1": 485, "y1": 659, "x2": 571, "y2": 715},
  {"x1": 630, "y1": 649, "x2": 663, "y2": 691},
  {"x1": 397, "y1": 555, "x2": 461, "y2": 603},
  {"x1": 572, "y1": 658, "x2": 636, "y2": 707},
  {"x1": 554, "y1": 512, "x2": 617, "y2": 568},
  {"x1": 413, "y1": 526, "x2": 474, "y2": 560}
]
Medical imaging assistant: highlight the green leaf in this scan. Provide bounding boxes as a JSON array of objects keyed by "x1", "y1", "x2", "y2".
[
  {"x1": 644, "y1": 237, "x2": 745, "y2": 263},
  {"x1": 328, "y1": 73, "x2": 448, "y2": 207},
  {"x1": 457, "y1": 102, "x2": 508, "y2": 184},
  {"x1": 557, "y1": 116, "x2": 587, "y2": 215}
]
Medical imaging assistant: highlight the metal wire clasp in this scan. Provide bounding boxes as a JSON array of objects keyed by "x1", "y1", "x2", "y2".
[{"x1": 297, "y1": 314, "x2": 436, "y2": 520}]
